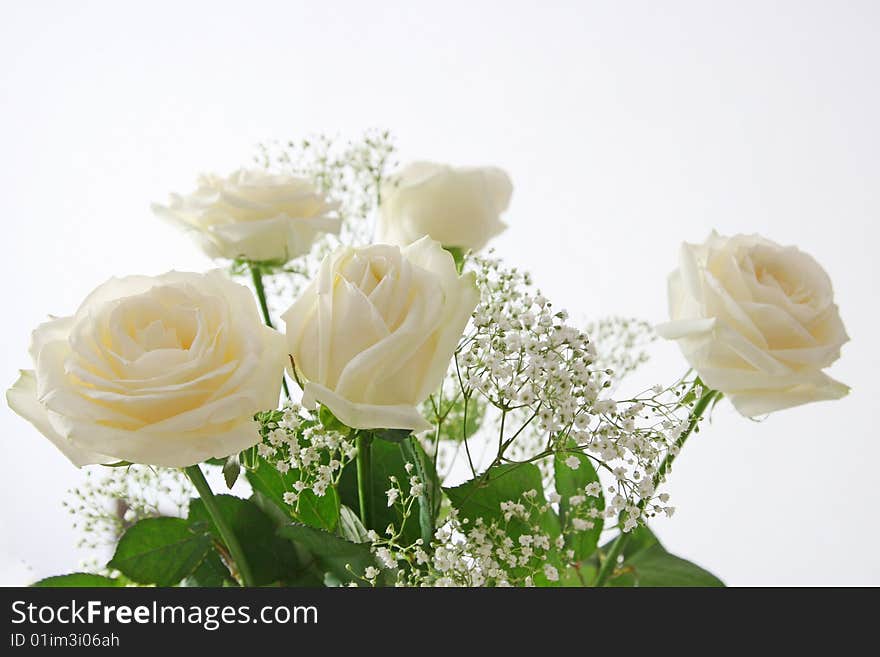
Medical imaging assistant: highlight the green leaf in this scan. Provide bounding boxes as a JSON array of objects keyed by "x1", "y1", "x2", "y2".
[
  {"x1": 295, "y1": 488, "x2": 341, "y2": 532},
  {"x1": 445, "y1": 463, "x2": 563, "y2": 586},
  {"x1": 245, "y1": 456, "x2": 293, "y2": 506},
  {"x1": 32, "y1": 573, "x2": 121, "y2": 587},
  {"x1": 443, "y1": 246, "x2": 466, "y2": 273},
  {"x1": 445, "y1": 463, "x2": 560, "y2": 538},
  {"x1": 246, "y1": 456, "x2": 340, "y2": 531},
  {"x1": 278, "y1": 523, "x2": 375, "y2": 584},
  {"x1": 182, "y1": 551, "x2": 232, "y2": 587},
  {"x1": 222, "y1": 454, "x2": 241, "y2": 489},
  {"x1": 554, "y1": 445, "x2": 604, "y2": 560},
  {"x1": 399, "y1": 436, "x2": 441, "y2": 545},
  {"x1": 602, "y1": 527, "x2": 725, "y2": 587},
  {"x1": 250, "y1": 489, "x2": 292, "y2": 527},
  {"x1": 338, "y1": 439, "x2": 437, "y2": 545},
  {"x1": 188, "y1": 495, "x2": 305, "y2": 586},
  {"x1": 318, "y1": 404, "x2": 346, "y2": 432},
  {"x1": 109, "y1": 517, "x2": 212, "y2": 586}
]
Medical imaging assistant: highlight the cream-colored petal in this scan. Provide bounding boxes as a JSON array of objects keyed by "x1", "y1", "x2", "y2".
[
  {"x1": 416, "y1": 271, "x2": 480, "y2": 402},
  {"x1": 6, "y1": 371, "x2": 110, "y2": 467},
  {"x1": 655, "y1": 318, "x2": 716, "y2": 340},
  {"x1": 728, "y1": 374, "x2": 849, "y2": 417},
  {"x1": 59, "y1": 415, "x2": 264, "y2": 468},
  {"x1": 334, "y1": 284, "x2": 440, "y2": 403},
  {"x1": 302, "y1": 382, "x2": 432, "y2": 432}
]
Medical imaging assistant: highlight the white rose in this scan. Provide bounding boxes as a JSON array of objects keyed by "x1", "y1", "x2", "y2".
[
  {"x1": 153, "y1": 169, "x2": 340, "y2": 262},
  {"x1": 282, "y1": 236, "x2": 480, "y2": 431},
  {"x1": 656, "y1": 232, "x2": 849, "y2": 416},
  {"x1": 6, "y1": 271, "x2": 287, "y2": 467},
  {"x1": 378, "y1": 162, "x2": 512, "y2": 251}
]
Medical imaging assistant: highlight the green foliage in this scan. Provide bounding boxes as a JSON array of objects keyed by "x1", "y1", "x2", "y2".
[
  {"x1": 222, "y1": 454, "x2": 241, "y2": 489},
  {"x1": 338, "y1": 439, "x2": 439, "y2": 545},
  {"x1": 230, "y1": 257, "x2": 287, "y2": 277},
  {"x1": 370, "y1": 428, "x2": 412, "y2": 443},
  {"x1": 445, "y1": 463, "x2": 563, "y2": 585},
  {"x1": 109, "y1": 517, "x2": 213, "y2": 586},
  {"x1": 188, "y1": 495, "x2": 306, "y2": 586},
  {"x1": 278, "y1": 523, "x2": 375, "y2": 584},
  {"x1": 318, "y1": 404, "x2": 346, "y2": 432},
  {"x1": 445, "y1": 463, "x2": 560, "y2": 538},
  {"x1": 183, "y1": 552, "x2": 233, "y2": 587},
  {"x1": 246, "y1": 456, "x2": 340, "y2": 531},
  {"x1": 32, "y1": 573, "x2": 121, "y2": 587},
  {"x1": 443, "y1": 246, "x2": 466, "y2": 273},
  {"x1": 554, "y1": 446, "x2": 604, "y2": 561},
  {"x1": 295, "y1": 489, "x2": 341, "y2": 531},
  {"x1": 601, "y1": 527, "x2": 725, "y2": 587},
  {"x1": 400, "y1": 436, "x2": 440, "y2": 544}
]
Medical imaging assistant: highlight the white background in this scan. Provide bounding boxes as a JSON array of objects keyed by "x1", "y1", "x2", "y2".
[{"x1": 1, "y1": 1, "x2": 877, "y2": 586}]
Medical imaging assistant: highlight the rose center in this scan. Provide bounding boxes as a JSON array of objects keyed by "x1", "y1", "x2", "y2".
[{"x1": 754, "y1": 263, "x2": 813, "y2": 305}]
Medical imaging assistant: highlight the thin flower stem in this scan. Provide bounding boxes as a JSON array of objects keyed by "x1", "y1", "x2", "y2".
[
  {"x1": 356, "y1": 432, "x2": 374, "y2": 528},
  {"x1": 592, "y1": 387, "x2": 719, "y2": 587},
  {"x1": 454, "y1": 353, "x2": 478, "y2": 478},
  {"x1": 184, "y1": 464, "x2": 256, "y2": 587},
  {"x1": 249, "y1": 263, "x2": 291, "y2": 400},
  {"x1": 461, "y1": 394, "x2": 477, "y2": 477}
]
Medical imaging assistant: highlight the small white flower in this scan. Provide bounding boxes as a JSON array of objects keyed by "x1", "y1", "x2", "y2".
[
  {"x1": 565, "y1": 455, "x2": 580, "y2": 470},
  {"x1": 543, "y1": 564, "x2": 559, "y2": 582},
  {"x1": 386, "y1": 487, "x2": 400, "y2": 507},
  {"x1": 572, "y1": 518, "x2": 594, "y2": 531},
  {"x1": 375, "y1": 547, "x2": 396, "y2": 569}
]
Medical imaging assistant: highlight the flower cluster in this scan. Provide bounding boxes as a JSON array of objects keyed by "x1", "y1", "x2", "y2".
[
  {"x1": 255, "y1": 403, "x2": 358, "y2": 505},
  {"x1": 249, "y1": 131, "x2": 397, "y2": 322},
  {"x1": 583, "y1": 316, "x2": 656, "y2": 385},
  {"x1": 255, "y1": 130, "x2": 396, "y2": 248},
  {"x1": 460, "y1": 252, "x2": 608, "y2": 427},
  {"x1": 65, "y1": 466, "x2": 192, "y2": 572},
  {"x1": 429, "y1": 252, "x2": 692, "y2": 522},
  {"x1": 365, "y1": 483, "x2": 565, "y2": 587},
  {"x1": 19, "y1": 130, "x2": 847, "y2": 590}
]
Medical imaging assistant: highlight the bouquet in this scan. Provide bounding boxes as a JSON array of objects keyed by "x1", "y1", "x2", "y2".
[{"x1": 8, "y1": 131, "x2": 849, "y2": 587}]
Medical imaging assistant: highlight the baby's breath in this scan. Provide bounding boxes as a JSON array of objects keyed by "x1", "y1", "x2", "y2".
[
  {"x1": 250, "y1": 131, "x2": 397, "y2": 321},
  {"x1": 254, "y1": 402, "x2": 357, "y2": 510},
  {"x1": 427, "y1": 253, "x2": 701, "y2": 529},
  {"x1": 65, "y1": 466, "x2": 192, "y2": 573}
]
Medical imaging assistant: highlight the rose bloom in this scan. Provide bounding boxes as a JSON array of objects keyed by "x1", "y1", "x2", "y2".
[
  {"x1": 6, "y1": 271, "x2": 286, "y2": 467},
  {"x1": 283, "y1": 237, "x2": 479, "y2": 431},
  {"x1": 378, "y1": 162, "x2": 512, "y2": 252},
  {"x1": 153, "y1": 169, "x2": 340, "y2": 263},
  {"x1": 657, "y1": 232, "x2": 849, "y2": 416}
]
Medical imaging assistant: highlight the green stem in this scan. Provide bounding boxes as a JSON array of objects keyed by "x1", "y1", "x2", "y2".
[
  {"x1": 356, "y1": 433, "x2": 374, "y2": 529},
  {"x1": 593, "y1": 387, "x2": 718, "y2": 587},
  {"x1": 184, "y1": 464, "x2": 256, "y2": 587},
  {"x1": 249, "y1": 263, "x2": 290, "y2": 400}
]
